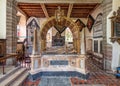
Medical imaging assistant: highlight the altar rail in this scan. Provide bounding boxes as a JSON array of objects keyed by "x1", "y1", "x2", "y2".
[{"x1": 87, "y1": 51, "x2": 104, "y2": 70}]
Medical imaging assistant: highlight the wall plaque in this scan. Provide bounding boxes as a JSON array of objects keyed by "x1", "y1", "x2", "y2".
[
  {"x1": 50, "y1": 60, "x2": 68, "y2": 65},
  {"x1": 109, "y1": 7, "x2": 120, "y2": 44},
  {"x1": 114, "y1": 22, "x2": 120, "y2": 37}
]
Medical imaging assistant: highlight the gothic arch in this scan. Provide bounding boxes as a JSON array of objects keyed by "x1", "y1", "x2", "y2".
[{"x1": 40, "y1": 16, "x2": 81, "y2": 54}]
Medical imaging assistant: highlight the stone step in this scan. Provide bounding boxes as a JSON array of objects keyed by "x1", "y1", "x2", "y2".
[
  {"x1": 10, "y1": 70, "x2": 28, "y2": 86},
  {"x1": 0, "y1": 66, "x2": 21, "y2": 82},
  {"x1": 39, "y1": 77, "x2": 71, "y2": 86},
  {"x1": 0, "y1": 68, "x2": 27, "y2": 86}
]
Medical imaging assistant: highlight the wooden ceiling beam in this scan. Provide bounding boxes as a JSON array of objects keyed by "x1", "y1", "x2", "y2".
[
  {"x1": 72, "y1": 9, "x2": 91, "y2": 12},
  {"x1": 73, "y1": 6, "x2": 95, "y2": 9},
  {"x1": 67, "y1": 3, "x2": 73, "y2": 18},
  {"x1": 40, "y1": 3, "x2": 49, "y2": 18},
  {"x1": 17, "y1": 7, "x2": 28, "y2": 17},
  {"x1": 19, "y1": 7, "x2": 41, "y2": 9},
  {"x1": 46, "y1": 7, "x2": 68, "y2": 9},
  {"x1": 21, "y1": 9, "x2": 43, "y2": 12},
  {"x1": 89, "y1": 4, "x2": 100, "y2": 15}
]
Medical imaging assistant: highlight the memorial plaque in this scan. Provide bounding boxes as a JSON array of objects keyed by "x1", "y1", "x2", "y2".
[
  {"x1": 109, "y1": 7, "x2": 120, "y2": 44},
  {"x1": 50, "y1": 60, "x2": 68, "y2": 65}
]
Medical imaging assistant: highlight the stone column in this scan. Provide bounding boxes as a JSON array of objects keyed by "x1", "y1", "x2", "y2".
[
  {"x1": 6, "y1": 0, "x2": 17, "y2": 65},
  {"x1": 41, "y1": 39, "x2": 44, "y2": 52},
  {"x1": 30, "y1": 28, "x2": 41, "y2": 71},
  {"x1": 73, "y1": 39, "x2": 75, "y2": 51},
  {"x1": 44, "y1": 39, "x2": 46, "y2": 50},
  {"x1": 41, "y1": 39, "x2": 46, "y2": 52},
  {"x1": 76, "y1": 39, "x2": 80, "y2": 54},
  {"x1": 31, "y1": 57, "x2": 34, "y2": 71},
  {"x1": 32, "y1": 28, "x2": 38, "y2": 55},
  {"x1": 6, "y1": 0, "x2": 17, "y2": 53},
  {"x1": 73, "y1": 39, "x2": 75, "y2": 49}
]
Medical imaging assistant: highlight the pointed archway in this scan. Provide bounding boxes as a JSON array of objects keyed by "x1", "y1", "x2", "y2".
[{"x1": 40, "y1": 16, "x2": 81, "y2": 54}]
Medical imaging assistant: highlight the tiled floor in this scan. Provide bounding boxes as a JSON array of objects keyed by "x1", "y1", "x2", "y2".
[
  {"x1": 38, "y1": 77, "x2": 71, "y2": 86},
  {"x1": 71, "y1": 57, "x2": 120, "y2": 86}
]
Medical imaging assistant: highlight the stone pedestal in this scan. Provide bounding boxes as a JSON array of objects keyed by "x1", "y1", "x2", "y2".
[{"x1": 30, "y1": 55, "x2": 41, "y2": 72}]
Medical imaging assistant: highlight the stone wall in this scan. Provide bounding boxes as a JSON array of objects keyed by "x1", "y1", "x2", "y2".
[
  {"x1": 102, "y1": 0, "x2": 113, "y2": 71},
  {"x1": 6, "y1": 0, "x2": 17, "y2": 53},
  {"x1": 103, "y1": 44, "x2": 112, "y2": 71}
]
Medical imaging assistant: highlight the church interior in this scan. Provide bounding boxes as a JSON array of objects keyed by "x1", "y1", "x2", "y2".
[{"x1": 0, "y1": 0, "x2": 120, "y2": 86}]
